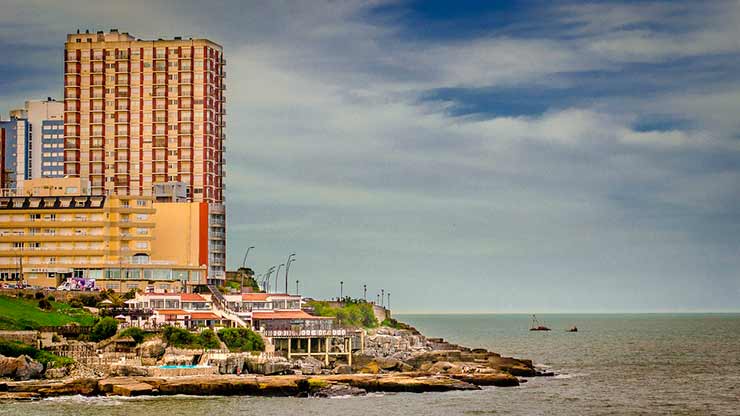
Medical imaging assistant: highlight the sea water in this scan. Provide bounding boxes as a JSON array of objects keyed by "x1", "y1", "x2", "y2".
[{"x1": 3, "y1": 314, "x2": 739, "y2": 415}]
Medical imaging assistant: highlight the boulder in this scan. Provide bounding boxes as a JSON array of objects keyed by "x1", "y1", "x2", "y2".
[
  {"x1": 109, "y1": 364, "x2": 150, "y2": 377},
  {"x1": 292, "y1": 357, "x2": 323, "y2": 375},
  {"x1": 44, "y1": 367, "x2": 70, "y2": 379},
  {"x1": 357, "y1": 361, "x2": 380, "y2": 374},
  {"x1": 313, "y1": 382, "x2": 366, "y2": 397},
  {"x1": 428, "y1": 361, "x2": 462, "y2": 374},
  {"x1": 0, "y1": 355, "x2": 44, "y2": 381},
  {"x1": 139, "y1": 338, "x2": 166, "y2": 359},
  {"x1": 332, "y1": 364, "x2": 353, "y2": 374}
]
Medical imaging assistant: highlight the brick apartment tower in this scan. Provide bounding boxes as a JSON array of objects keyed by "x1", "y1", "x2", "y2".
[
  {"x1": 63, "y1": 29, "x2": 225, "y2": 202},
  {"x1": 63, "y1": 29, "x2": 227, "y2": 283}
]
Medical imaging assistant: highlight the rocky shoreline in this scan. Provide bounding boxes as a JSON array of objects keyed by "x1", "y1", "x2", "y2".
[{"x1": 0, "y1": 325, "x2": 553, "y2": 400}]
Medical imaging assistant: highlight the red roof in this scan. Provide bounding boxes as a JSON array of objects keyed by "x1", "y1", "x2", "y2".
[
  {"x1": 154, "y1": 309, "x2": 189, "y2": 316},
  {"x1": 190, "y1": 312, "x2": 220, "y2": 320},
  {"x1": 143, "y1": 292, "x2": 180, "y2": 297},
  {"x1": 180, "y1": 293, "x2": 207, "y2": 302},
  {"x1": 241, "y1": 293, "x2": 271, "y2": 301},
  {"x1": 252, "y1": 310, "x2": 332, "y2": 320}
]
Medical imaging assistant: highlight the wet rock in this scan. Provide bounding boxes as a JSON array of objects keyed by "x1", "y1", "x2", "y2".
[
  {"x1": 292, "y1": 357, "x2": 323, "y2": 375},
  {"x1": 109, "y1": 364, "x2": 150, "y2": 377},
  {"x1": 451, "y1": 373, "x2": 520, "y2": 387},
  {"x1": 313, "y1": 382, "x2": 366, "y2": 397}
]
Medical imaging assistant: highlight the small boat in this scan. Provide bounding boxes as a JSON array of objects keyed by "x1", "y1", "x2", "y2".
[
  {"x1": 529, "y1": 314, "x2": 551, "y2": 331},
  {"x1": 567, "y1": 326, "x2": 578, "y2": 332}
]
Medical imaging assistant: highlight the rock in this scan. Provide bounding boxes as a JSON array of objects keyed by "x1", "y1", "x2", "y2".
[
  {"x1": 451, "y1": 373, "x2": 520, "y2": 387},
  {"x1": 245, "y1": 359, "x2": 291, "y2": 375},
  {"x1": 44, "y1": 367, "x2": 70, "y2": 379},
  {"x1": 0, "y1": 392, "x2": 39, "y2": 401},
  {"x1": 332, "y1": 364, "x2": 353, "y2": 374},
  {"x1": 358, "y1": 361, "x2": 380, "y2": 374},
  {"x1": 109, "y1": 364, "x2": 150, "y2": 377},
  {"x1": 313, "y1": 382, "x2": 366, "y2": 397},
  {"x1": 0, "y1": 355, "x2": 44, "y2": 381},
  {"x1": 292, "y1": 357, "x2": 323, "y2": 375},
  {"x1": 428, "y1": 361, "x2": 462, "y2": 374},
  {"x1": 139, "y1": 338, "x2": 166, "y2": 359},
  {"x1": 111, "y1": 382, "x2": 154, "y2": 396}
]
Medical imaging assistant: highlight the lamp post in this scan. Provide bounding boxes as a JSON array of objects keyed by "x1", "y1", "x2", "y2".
[
  {"x1": 274, "y1": 264, "x2": 284, "y2": 293},
  {"x1": 376, "y1": 293, "x2": 380, "y2": 304},
  {"x1": 340, "y1": 281, "x2": 344, "y2": 301},
  {"x1": 263, "y1": 266, "x2": 275, "y2": 292},
  {"x1": 242, "y1": 246, "x2": 255, "y2": 268},
  {"x1": 363, "y1": 284, "x2": 367, "y2": 301},
  {"x1": 241, "y1": 246, "x2": 255, "y2": 290},
  {"x1": 381, "y1": 289, "x2": 385, "y2": 307},
  {"x1": 387, "y1": 292, "x2": 391, "y2": 309},
  {"x1": 284, "y1": 253, "x2": 296, "y2": 294},
  {"x1": 295, "y1": 279, "x2": 299, "y2": 294}
]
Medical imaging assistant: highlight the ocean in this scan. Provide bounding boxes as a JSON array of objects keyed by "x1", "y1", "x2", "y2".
[{"x1": 3, "y1": 313, "x2": 739, "y2": 415}]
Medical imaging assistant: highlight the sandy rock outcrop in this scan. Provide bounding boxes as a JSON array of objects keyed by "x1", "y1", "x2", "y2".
[{"x1": 0, "y1": 355, "x2": 44, "y2": 380}]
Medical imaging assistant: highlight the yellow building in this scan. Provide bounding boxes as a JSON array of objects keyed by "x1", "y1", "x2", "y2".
[{"x1": 0, "y1": 179, "x2": 206, "y2": 291}]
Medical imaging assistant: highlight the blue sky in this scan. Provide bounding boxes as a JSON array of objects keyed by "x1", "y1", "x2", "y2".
[{"x1": 1, "y1": 0, "x2": 739, "y2": 312}]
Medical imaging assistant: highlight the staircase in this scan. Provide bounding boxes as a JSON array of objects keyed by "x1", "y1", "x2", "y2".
[{"x1": 206, "y1": 284, "x2": 250, "y2": 328}]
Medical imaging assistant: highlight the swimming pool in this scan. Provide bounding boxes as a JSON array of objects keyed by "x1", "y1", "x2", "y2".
[{"x1": 158, "y1": 364, "x2": 208, "y2": 369}]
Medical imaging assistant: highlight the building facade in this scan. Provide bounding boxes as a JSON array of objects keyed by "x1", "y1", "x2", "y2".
[
  {"x1": 0, "y1": 178, "x2": 206, "y2": 291},
  {"x1": 0, "y1": 116, "x2": 30, "y2": 192},
  {"x1": 149, "y1": 201, "x2": 225, "y2": 284},
  {"x1": 63, "y1": 29, "x2": 225, "y2": 203},
  {"x1": 26, "y1": 98, "x2": 65, "y2": 178}
]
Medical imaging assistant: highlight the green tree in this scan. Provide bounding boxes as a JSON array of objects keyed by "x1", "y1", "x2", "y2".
[
  {"x1": 217, "y1": 327, "x2": 265, "y2": 352},
  {"x1": 91, "y1": 317, "x2": 118, "y2": 341}
]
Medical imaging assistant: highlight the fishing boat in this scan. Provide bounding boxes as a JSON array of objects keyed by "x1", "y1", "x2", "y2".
[{"x1": 529, "y1": 314, "x2": 551, "y2": 331}]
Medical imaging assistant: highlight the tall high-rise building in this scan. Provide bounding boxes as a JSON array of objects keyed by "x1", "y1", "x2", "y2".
[
  {"x1": 63, "y1": 29, "x2": 227, "y2": 283},
  {"x1": 63, "y1": 29, "x2": 225, "y2": 203}
]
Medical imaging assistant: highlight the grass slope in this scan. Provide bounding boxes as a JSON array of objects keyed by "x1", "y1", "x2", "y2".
[{"x1": 0, "y1": 295, "x2": 96, "y2": 330}]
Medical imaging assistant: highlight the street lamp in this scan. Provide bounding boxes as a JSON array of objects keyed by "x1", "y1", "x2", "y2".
[
  {"x1": 284, "y1": 253, "x2": 296, "y2": 293},
  {"x1": 387, "y1": 292, "x2": 391, "y2": 309},
  {"x1": 363, "y1": 284, "x2": 367, "y2": 301},
  {"x1": 241, "y1": 246, "x2": 255, "y2": 290},
  {"x1": 340, "y1": 281, "x2": 344, "y2": 301},
  {"x1": 274, "y1": 264, "x2": 285, "y2": 293},
  {"x1": 241, "y1": 246, "x2": 255, "y2": 268},
  {"x1": 263, "y1": 266, "x2": 275, "y2": 292},
  {"x1": 381, "y1": 289, "x2": 385, "y2": 307},
  {"x1": 296, "y1": 279, "x2": 299, "y2": 294}
]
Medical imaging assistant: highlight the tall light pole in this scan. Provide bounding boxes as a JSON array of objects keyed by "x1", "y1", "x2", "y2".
[
  {"x1": 274, "y1": 264, "x2": 284, "y2": 293},
  {"x1": 387, "y1": 292, "x2": 391, "y2": 309},
  {"x1": 295, "y1": 279, "x2": 299, "y2": 294},
  {"x1": 284, "y1": 253, "x2": 296, "y2": 294},
  {"x1": 363, "y1": 284, "x2": 367, "y2": 301},
  {"x1": 241, "y1": 246, "x2": 255, "y2": 290},
  {"x1": 242, "y1": 246, "x2": 255, "y2": 268},
  {"x1": 340, "y1": 281, "x2": 344, "y2": 301},
  {"x1": 381, "y1": 289, "x2": 385, "y2": 307},
  {"x1": 376, "y1": 293, "x2": 380, "y2": 304},
  {"x1": 263, "y1": 266, "x2": 275, "y2": 292}
]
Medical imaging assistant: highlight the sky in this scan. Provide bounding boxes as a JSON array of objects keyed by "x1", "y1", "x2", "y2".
[{"x1": 1, "y1": 0, "x2": 739, "y2": 313}]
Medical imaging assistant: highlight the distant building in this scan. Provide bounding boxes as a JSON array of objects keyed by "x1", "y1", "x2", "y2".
[
  {"x1": 25, "y1": 98, "x2": 65, "y2": 179},
  {"x1": 0, "y1": 115, "x2": 30, "y2": 192}
]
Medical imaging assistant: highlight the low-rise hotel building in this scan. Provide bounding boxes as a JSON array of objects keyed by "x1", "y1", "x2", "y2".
[{"x1": 0, "y1": 178, "x2": 206, "y2": 291}]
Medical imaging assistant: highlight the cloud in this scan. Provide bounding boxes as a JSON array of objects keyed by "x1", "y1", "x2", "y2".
[{"x1": 1, "y1": 0, "x2": 739, "y2": 311}]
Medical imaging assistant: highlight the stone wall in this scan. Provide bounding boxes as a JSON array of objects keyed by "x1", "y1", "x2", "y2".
[{"x1": 0, "y1": 331, "x2": 38, "y2": 345}]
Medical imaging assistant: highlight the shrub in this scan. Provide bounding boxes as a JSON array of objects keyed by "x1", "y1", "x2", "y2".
[
  {"x1": 162, "y1": 326, "x2": 221, "y2": 349},
  {"x1": 119, "y1": 327, "x2": 146, "y2": 344},
  {"x1": 46, "y1": 295, "x2": 55, "y2": 302},
  {"x1": 37, "y1": 299, "x2": 52, "y2": 310},
  {"x1": 24, "y1": 293, "x2": 34, "y2": 300},
  {"x1": 308, "y1": 300, "x2": 378, "y2": 328},
  {"x1": 69, "y1": 299, "x2": 83, "y2": 309},
  {"x1": 218, "y1": 327, "x2": 265, "y2": 352},
  {"x1": 198, "y1": 329, "x2": 221, "y2": 349},
  {"x1": 34, "y1": 292, "x2": 45, "y2": 300},
  {"x1": 91, "y1": 317, "x2": 118, "y2": 341},
  {"x1": 77, "y1": 294, "x2": 101, "y2": 307}
]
